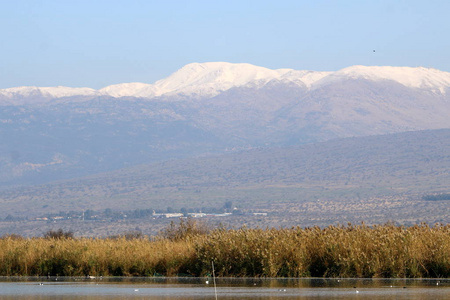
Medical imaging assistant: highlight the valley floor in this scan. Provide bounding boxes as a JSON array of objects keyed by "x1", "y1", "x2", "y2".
[{"x1": 1, "y1": 192, "x2": 449, "y2": 238}]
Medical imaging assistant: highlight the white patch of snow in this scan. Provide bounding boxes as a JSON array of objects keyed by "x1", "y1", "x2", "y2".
[
  {"x1": 41, "y1": 86, "x2": 98, "y2": 98},
  {"x1": 0, "y1": 86, "x2": 98, "y2": 99},
  {"x1": 279, "y1": 70, "x2": 332, "y2": 88},
  {"x1": 98, "y1": 82, "x2": 158, "y2": 98},
  {"x1": 313, "y1": 65, "x2": 450, "y2": 92},
  {"x1": 152, "y1": 62, "x2": 288, "y2": 96}
]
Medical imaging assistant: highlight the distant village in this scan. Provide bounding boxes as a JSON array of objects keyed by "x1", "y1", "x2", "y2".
[{"x1": 16, "y1": 205, "x2": 268, "y2": 223}]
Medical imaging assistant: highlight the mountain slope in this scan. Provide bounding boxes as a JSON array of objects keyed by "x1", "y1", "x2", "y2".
[
  {"x1": 0, "y1": 63, "x2": 449, "y2": 186},
  {"x1": 1, "y1": 129, "x2": 448, "y2": 222}
]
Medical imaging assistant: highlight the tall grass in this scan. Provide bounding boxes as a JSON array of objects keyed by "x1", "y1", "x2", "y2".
[{"x1": 0, "y1": 222, "x2": 449, "y2": 278}]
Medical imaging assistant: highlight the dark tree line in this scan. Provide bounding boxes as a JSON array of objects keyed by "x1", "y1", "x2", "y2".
[{"x1": 423, "y1": 193, "x2": 450, "y2": 201}]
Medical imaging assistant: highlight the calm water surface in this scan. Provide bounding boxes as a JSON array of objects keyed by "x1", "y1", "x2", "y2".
[{"x1": 0, "y1": 277, "x2": 448, "y2": 299}]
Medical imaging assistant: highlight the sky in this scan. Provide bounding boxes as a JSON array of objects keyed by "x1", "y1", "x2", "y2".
[{"x1": 1, "y1": 0, "x2": 449, "y2": 89}]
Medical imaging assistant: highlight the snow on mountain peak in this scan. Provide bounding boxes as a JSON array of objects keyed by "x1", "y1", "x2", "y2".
[
  {"x1": 314, "y1": 65, "x2": 450, "y2": 92},
  {"x1": 152, "y1": 62, "x2": 290, "y2": 96},
  {"x1": 98, "y1": 82, "x2": 157, "y2": 98},
  {"x1": 41, "y1": 86, "x2": 98, "y2": 98},
  {"x1": 2, "y1": 63, "x2": 450, "y2": 102},
  {"x1": 97, "y1": 62, "x2": 304, "y2": 98},
  {"x1": 0, "y1": 86, "x2": 98, "y2": 104},
  {"x1": 1, "y1": 86, "x2": 98, "y2": 98}
]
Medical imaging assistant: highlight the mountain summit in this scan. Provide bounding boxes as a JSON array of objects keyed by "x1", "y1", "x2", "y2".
[{"x1": 98, "y1": 62, "x2": 331, "y2": 98}]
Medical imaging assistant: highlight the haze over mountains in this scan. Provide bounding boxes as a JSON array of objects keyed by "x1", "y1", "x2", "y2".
[{"x1": 1, "y1": 62, "x2": 450, "y2": 187}]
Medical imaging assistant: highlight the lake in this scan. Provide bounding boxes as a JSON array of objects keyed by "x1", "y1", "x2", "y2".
[{"x1": 0, "y1": 277, "x2": 448, "y2": 299}]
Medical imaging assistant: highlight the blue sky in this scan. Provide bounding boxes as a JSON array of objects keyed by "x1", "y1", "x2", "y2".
[{"x1": 1, "y1": 0, "x2": 449, "y2": 89}]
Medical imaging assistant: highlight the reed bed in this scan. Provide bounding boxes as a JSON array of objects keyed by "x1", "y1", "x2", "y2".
[{"x1": 0, "y1": 222, "x2": 449, "y2": 278}]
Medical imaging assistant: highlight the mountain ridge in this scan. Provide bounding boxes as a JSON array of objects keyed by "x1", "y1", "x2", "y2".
[
  {"x1": 1, "y1": 63, "x2": 450, "y2": 103},
  {"x1": 1, "y1": 62, "x2": 449, "y2": 187}
]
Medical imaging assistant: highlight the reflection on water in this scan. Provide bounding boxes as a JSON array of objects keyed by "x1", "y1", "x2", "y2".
[{"x1": 0, "y1": 277, "x2": 448, "y2": 299}]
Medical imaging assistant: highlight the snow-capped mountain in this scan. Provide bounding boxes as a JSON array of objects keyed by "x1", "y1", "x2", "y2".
[
  {"x1": 0, "y1": 86, "x2": 99, "y2": 105},
  {"x1": 1, "y1": 62, "x2": 450, "y2": 186},
  {"x1": 3, "y1": 62, "x2": 449, "y2": 102},
  {"x1": 313, "y1": 65, "x2": 450, "y2": 93},
  {"x1": 2, "y1": 62, "x2": 329, "y2": 100},
  {"x1": 146, "y1": 62, "x2": 328, "y2": 97}
]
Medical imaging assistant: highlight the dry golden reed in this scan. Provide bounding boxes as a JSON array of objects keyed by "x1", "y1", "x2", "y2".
[{"x1": 0, "y1": 222, "x2": 449, "y2": 278}]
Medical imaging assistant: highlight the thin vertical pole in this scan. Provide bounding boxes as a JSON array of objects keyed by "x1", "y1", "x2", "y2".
[{"x1": 212, "y1": 261, "x2": 218, "y2": 300}]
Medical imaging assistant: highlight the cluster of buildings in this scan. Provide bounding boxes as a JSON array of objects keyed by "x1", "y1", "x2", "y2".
[
  {"x1": 151, "y1": 212, "x2": 234, "y2": 218},
  {"x1": 32, "y1": 210, "x2": 268, "y2": 222}
]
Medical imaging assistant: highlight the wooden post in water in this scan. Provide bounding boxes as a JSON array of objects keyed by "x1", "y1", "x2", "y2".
[{"x1": 212, "y1": 261, "x2": 218, "y2": 300}]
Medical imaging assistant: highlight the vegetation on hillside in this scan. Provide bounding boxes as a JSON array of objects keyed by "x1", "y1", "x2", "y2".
[
  {"x1": 1, "y1": 129, "x2": 449, "y2": 224},
  {"x1": 423, "y1": 193, "x2": 450, "y2": 201},
  {"x1": 0, "y1": 220, "x2": 449, "y2": 278}
]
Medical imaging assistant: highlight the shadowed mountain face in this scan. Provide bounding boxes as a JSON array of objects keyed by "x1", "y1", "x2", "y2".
[{"x1": 1, "y1": 64, "x2": 450, "y2": 186}]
